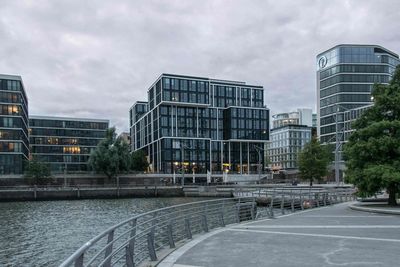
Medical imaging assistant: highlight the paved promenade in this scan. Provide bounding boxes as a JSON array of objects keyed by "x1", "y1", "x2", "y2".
[{"x1": 158, "y1": 202, "x2": 400, "y2": 267}]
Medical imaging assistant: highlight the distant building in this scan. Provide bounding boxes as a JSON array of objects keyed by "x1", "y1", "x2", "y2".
[
  {"x1": 312, "y1": 113, "x2": 317, "y2": 128},
  {"x1": 129, "y1": 73, "x2": 270, "y2": 174},
  {"x1": 0, "y1": 74, "x2": 29, "y2": 174},
  {"x1": 29, "y1": 116, "x2": 109, "y2": 173},
  {"x1": 268, "y1": 109, "x2": 313, "y2": 170},
  {"x1": 272, "y1": 108, "x2": 313, "y2": 129}
]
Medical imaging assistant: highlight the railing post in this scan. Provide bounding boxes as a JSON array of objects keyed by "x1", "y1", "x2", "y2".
[
  {"x1": 103, "y1": 230, "x2": 115, "y2": 267},
  {"x1": 74, "y1": 253, "x2": 84, "y2": 267},
  {"x1": 280, "y1": 193, "x2": 285, "y2": 215},
  {"x1": 185, "y1": 218, "x2": 192, "y2": 239},
  {"x1": 167, "y1": 221, "x2": 175, "y2": 248},
  {"x1": 147, "y1": 227, "x2": 157, "y2": 261},
  {"x1": 269, "y1": 190, "x2": 275, "y2": 218},
  {"x1": 125, "y1": 219, "x2": 137, "y2": 267},
  {"x1": 236, "y1": 199, "x2": 241, "y2": 223},
  {"x1": 290, "y1": 190, "x2": 295, "y2": 212},
  {"x1": 323, "y1": 192, "x2": 327, "y2": 206},
  {"x1": 250, "y1": 199, "x2": 255, "y2": 220},
  {"x1": 220, "y1": 201, "x2": 225, "y2": 227},
  {"x1": 299, "y1": 189, "x2": 304, "y2": 210},
  {"x1": 202, "y1": 214, "x2": 209, "y2": 232}
]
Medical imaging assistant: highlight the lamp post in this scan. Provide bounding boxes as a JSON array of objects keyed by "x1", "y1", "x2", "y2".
[
  {"x1": 253, "y1": 145, "x2": 264, "y2": 182},
  {"x1": 180, "y1": 140, "x2": 191, "y2": 187}
]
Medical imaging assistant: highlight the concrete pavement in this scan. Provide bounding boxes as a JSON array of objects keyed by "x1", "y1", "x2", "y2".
[{"x1": 158, "y1": 202, "x2": 400, "y2": 267}]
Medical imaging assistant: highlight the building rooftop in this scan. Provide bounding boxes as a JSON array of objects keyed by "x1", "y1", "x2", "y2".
[
  {"x1": 317, "y1": 44, "x2": 399, "y2": 58},
  {"x1": 29, "y1": 115, "x2": 109, "y2": 123}
]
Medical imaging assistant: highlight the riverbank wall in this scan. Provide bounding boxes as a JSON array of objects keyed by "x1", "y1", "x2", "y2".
[{"x1": 0, "y1": 186, "x2": 184, "y2": 201}]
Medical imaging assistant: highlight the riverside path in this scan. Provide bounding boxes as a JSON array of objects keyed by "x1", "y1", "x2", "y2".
[{"x1": 158, "y1": 202, "x2": 400, "y2": 267}]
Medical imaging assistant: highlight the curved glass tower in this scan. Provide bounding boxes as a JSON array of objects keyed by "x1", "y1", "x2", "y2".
[
  {"x1": 317, "y1": 44, "x2": 400, "y2": 144},
  {"x1": 316, "y1": 44, "x2": 400, "y2": 179}
]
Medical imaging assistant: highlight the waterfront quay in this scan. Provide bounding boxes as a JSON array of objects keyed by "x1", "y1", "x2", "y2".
[{"x1": 159, "y1": 202, "x2": 400, "y2": 267}]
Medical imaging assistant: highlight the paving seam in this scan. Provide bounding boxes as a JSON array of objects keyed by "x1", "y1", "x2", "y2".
[{"x1": 226, "y1": 228, "x2": 400, "y2": 242}]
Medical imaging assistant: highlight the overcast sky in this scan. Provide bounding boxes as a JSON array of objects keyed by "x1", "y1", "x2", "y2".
[{"x1": 1, "y1": 0, "x2": 400, "y2": 132}]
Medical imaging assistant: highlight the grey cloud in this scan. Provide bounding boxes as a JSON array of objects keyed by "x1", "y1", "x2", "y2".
[{"x1": 1, "y1": 0, "x2": 400, "y2": 132}]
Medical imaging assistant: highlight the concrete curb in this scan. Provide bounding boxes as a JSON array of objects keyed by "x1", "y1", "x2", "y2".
[{"x1": 349, "y1": 204, "x2": 400, "y2": 215}]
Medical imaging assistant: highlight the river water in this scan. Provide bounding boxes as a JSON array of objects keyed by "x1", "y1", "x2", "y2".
[{"x1": 0, "y1": 197, "x2": 205, "y2": 267}]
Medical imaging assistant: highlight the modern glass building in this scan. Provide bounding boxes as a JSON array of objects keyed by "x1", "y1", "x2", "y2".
[
  {"x1": 317, "y1": 44, "x2": 400, "y2": 144},
  {"x1": 130, "y1": 74, "x2": 270, "y2": 174},
  {"x1": 0, "y1": 74, "x2": 29, "y2": 174},
  {"x1": 29, "y1": 116, "x2": 109, "y2": 173},
  {"x1": 268, "y1": 110, "x2": 312, "y2": 170}
]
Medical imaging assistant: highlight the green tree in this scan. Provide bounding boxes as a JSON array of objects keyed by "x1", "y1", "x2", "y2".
[
  {"x1": 298, "y1": 137, "x2": 331, "y2": 186},
  {"x1": 344, "y1": 66, "x2": 400, "y2": 206},
  {"x1": 89, "y1": 127, "x2": 131, "y2": 179},
  {"x1": 130, "y1": 150, "x2": 149, "y2": 172},
  {"x1": 24, "y1": 157, "x2": 53, "y2": 185}
]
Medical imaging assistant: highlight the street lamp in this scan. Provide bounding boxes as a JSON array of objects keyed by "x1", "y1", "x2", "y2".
[
  {"x1": 180, "y1": 140, "x2": 191, "y2": 187},
  {"x1": 253, "y1": 145, "x2": 264, "y2": 182},
  {"x1": 173, "y1": 161, "x2": 178, "y2": 184}
]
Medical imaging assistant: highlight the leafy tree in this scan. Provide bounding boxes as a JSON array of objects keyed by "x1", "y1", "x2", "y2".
[
  {"x1": 24, "y1": 157, "x2": 53, "y2": 185},
  {"x1": 130, "y1": 150, "x2": 149, "y2": 172},
  {"x1": 344, "y1": 66, "x2": 400, "y2": 206},
  {"x1": 89, "y1": 127, "x2": 131, "y2": 179},
  {"x1": 298, "y1": 137, "x2": 331, "y2": 186}
]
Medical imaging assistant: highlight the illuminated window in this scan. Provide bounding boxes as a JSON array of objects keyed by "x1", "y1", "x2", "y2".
[{"x1": 63, "y1": 146, "x2": 81, "y2": 154}]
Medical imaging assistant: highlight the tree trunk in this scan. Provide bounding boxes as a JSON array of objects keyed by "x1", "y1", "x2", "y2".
[{"x1": 387, "y1": 184, "x2": 398, "y2": 206}]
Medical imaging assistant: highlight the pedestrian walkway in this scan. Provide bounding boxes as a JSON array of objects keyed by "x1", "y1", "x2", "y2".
[
  {"x1": 350, "y1": 201, "x2": 400, "y2": 215},
  {"x1": 158, "y1": 202, "x2": 400, "y2": 267}
]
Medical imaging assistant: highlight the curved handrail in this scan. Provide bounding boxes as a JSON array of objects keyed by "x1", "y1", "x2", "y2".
[{"x1": 59, "y1": 197, "x2": 255, "y2": 267}]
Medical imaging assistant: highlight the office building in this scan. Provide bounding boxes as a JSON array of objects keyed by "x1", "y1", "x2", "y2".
[
  {"x1": 0, "y1": 74, "x2": 29, "y2": 174},
  {"x1": 268, "y1": 110, "x2": 313, "y2": 170},
  {"x1": 29, "y1": 116, "x2": 109, "y2": 173},
  {"x1": 317, "y1": 44, "x2": 400, "y2": 144},
  {"x1": 272, "y1": 108, "x2": 313, "y2": 129},
  {"x1": 130, "y1": 74, "x2": 270, "y2": 174}
]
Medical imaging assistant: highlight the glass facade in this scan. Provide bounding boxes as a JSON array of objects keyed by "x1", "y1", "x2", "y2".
[
  {"x1": 130, "y1": 74, "x2": 270, "y2": 174},
  {"x1": 317, "y1": 45, "x2": 400, "y2": 145},
  {"x1": 0, "y1": 75, "x2": 29, "y2": 174},
  {"x1": 268, "y1": 125, "x2": 312, "y2": 170},
  {"x1": 29, "y1": 116, "x2": 109, "y2": 173}
]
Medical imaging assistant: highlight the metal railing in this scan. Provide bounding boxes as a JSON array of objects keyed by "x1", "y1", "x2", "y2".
[
  {"x1": 59, "y1": 197, "x2": 256, "y2": 267},
  {"x1": 60, "y1": 188, "x2": 356, "y2": 267},
  {"x1": 235, "y1": 187, "x2": 356, "y2": 217}
]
